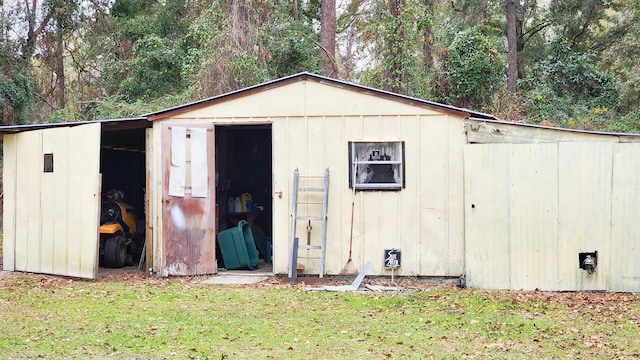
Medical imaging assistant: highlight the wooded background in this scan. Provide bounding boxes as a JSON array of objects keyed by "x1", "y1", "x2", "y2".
[{"x1": 1, "y1": 0, "x2": 639, "y2": 132}]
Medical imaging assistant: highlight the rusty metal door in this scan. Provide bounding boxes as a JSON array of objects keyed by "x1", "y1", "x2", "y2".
[{"x1": 161, "y1": 123, "x2": 216, "y2": 276}]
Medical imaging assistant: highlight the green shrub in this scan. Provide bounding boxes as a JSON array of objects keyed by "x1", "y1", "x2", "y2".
[
  {"x1": 438, "y1": 25, "x2": 505, "y2": 109},
  {"x1": 605, "y1": 111, "x2": 640, "y2": 134}
]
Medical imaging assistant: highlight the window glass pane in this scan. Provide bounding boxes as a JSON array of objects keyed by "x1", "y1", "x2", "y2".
[{"x1": 356, "y1": 163, "x2": 399, "y2": 184}]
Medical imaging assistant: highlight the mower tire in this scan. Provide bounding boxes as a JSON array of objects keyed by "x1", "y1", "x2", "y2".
[{"x1": 104, "y1": 235, "x2": 128, "y2": 268}]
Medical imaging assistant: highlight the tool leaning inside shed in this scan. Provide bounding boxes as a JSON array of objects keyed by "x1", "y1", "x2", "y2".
[{"x1": 288, "y1": 168, "x2": 329, "y2": 278}]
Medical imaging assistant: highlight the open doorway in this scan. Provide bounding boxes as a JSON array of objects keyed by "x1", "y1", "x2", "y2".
[
  {"x1": 99, "y1": 127, "x2": 147, "y2": 271},
  {"x1": 215, "y1": 125, "x2": 273, "y2": 273}
]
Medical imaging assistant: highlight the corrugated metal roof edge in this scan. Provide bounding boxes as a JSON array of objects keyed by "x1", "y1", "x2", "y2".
[
  {"x1": 144, "y1": 72, "x2": 496, "y2": 121},
  {"x1": 0, "y1": 117, "x2": 149, "y2": 135},
  {"x1": 467, "y1": 117, "x2": 640, "y2": 139}
]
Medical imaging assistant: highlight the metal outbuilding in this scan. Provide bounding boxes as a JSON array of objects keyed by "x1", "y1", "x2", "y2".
[{"x1": 2, "y1": 72, "x2": 640, "y2": 292}]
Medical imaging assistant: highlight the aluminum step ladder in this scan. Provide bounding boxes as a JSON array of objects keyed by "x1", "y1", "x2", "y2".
[{"x1": 288, "y1": 168, "x2": 329, "y2": 278}]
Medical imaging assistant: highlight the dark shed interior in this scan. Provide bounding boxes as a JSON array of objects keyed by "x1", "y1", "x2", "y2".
[
  {"x1": 100, "y1": 127, "x2": 147, "y2": 213},
  {"x1": 215, "y1": 125, "x2": 273, "y2": 267}
]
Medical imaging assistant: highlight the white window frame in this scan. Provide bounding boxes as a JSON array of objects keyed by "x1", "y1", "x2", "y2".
[{"x1": 349, "y1": 141, "x2": 405, "y2": 191}]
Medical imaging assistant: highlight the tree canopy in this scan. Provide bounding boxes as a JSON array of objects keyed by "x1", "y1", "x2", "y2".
[{"x1": 1, "y1": 0, "x2": 639, "y2": 132}]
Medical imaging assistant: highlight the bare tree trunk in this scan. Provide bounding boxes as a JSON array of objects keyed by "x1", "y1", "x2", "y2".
[
  {"x1": 293, "y1": 0, "x2": 298, "y2": 21},
  {"x1": 422, "y1": 0, "x2": 435, "y2": 71},
  {"x1": 387, "y1": 0, "x2": 406, "y2": 93},
  {"x1": 55, "y1": 23, "x2": 66, "y2": 109},
  {"x1": 516, "y1": 17, "x2": 526, "y2": 79},
  {"x1": 320, "y1": 0, "x2": 336, "y2": 77},
  {"x1": 23, "y1": 0, "x2": 52, "y2": 60},
  {"x1": 229, "y1": 0, "x2": 251, "y2": 50},
  {"x1": 506, "y1": 0, "x2": 517, "y2": 93}
]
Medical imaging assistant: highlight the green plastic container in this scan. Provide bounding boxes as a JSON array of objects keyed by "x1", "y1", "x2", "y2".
[
  {"x1": 238, "y1": 220, "x2": 259, "y2": 269},
  {"x1": 217, "y1": 227, "x2": 254, "y2": 270}
]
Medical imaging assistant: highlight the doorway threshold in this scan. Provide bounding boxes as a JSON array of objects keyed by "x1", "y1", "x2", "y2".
[
  {"x1": 216, "y1": 260, "x2": 273, "y2": 276},
  {"x1": 204, "y1": 261, "x2": 273, "y2": 285}
]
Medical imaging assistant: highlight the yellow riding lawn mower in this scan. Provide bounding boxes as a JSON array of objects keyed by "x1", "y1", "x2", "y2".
[{"x1": 99, "y1": 190, "x2": 144, "y2": 268}]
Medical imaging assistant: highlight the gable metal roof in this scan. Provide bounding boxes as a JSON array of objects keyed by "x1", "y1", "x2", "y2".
[{"x1": 145, "y1": 72, "x2": 498, "y2": 121}]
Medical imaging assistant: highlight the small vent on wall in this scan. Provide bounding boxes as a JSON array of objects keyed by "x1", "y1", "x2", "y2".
[
  {"x1": 44, "y1": 153, "x2": 54, "y2": 173},
  {"x1": 579, "y1": 251, "x2": 598, "y2": 274}
]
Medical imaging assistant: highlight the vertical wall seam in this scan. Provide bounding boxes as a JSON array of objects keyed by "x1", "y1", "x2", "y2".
[
  {"x1": 608, "y1": 143, "x2": 615, "y2": 290},
  {"x1": 556, "y1": 142, "x2": 560, "y2": 291},
  {"x1": 507, "y1": 143, "x2": 512, "y2": 290},
  {"x1": 445, "y1": 115, "x2": 450, "y2": 276},
  {"x1": 417, "y1": 114, "x2": 423, "y2": 275}
]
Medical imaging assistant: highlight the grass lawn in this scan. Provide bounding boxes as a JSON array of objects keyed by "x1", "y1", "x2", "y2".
[{"x1": 1, "y1": 270, "x2": 640, "y2": 359}]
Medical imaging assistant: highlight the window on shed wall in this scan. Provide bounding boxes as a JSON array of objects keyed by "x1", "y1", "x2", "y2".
[{"x1": 348, "y1": 141, "x2": 405, "y2": 190}]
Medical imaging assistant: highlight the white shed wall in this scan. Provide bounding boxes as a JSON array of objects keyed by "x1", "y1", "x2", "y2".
[
  {"x1": 465, "y1": 142, "x2": 640, "y2": 292},
  {"x1": 271, "y1": 114, "x2": 466, "y2": 276},
  {"x1": 168, "y1": 81, "x2": 442, "y2": 120},
  {"x1": 609, "y1": 145, "x2": 640, "y2": 291},
  {"x1": 151, "y1": 80, "x2": 468, "y2": 277},
  {"x1": 2, "y1": 124, "x2": 101, "y2": 278}
]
